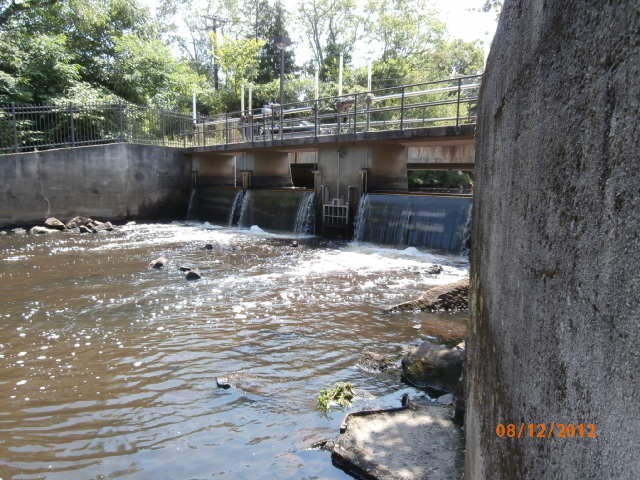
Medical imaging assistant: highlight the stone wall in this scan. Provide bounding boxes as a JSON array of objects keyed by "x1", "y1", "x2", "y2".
[
  {"x1": 468, "y1": 1, "x2": 639, "y2": 479},
  {"x1": 0, "y1": 143, "x2": 191, "y2": 227}
]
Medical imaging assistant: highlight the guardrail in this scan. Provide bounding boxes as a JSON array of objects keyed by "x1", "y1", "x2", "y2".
[{"x1": 0, "y1": 75, "x2": 480, "y2": 154}]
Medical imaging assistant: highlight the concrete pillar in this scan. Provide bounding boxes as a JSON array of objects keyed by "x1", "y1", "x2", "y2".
[
  {"x1": 241, "y1": 150, "x2": 291, "y2": 187},
  {"x1": 468, "y1": 2, "x2": 640, "y2": 479},
  {"x1": 368, "y1": 143, "x2": 408, "y2": 191}
]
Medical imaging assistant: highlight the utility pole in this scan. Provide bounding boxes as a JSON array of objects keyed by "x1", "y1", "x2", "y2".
[{"x1": 204, "y1": 15, "x2": 227, "y2": 90}]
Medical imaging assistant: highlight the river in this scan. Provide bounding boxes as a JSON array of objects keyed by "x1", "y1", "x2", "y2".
[{"x1": 0, "y1": 222, "x2": 468, "y2": 479}]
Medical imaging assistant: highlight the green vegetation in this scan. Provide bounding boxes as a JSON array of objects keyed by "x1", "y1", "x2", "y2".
[
  {"x1": 409, "y1": 170, "x2": 474, "y2": 191},
  {"x1": 0, "y1": 0, "x2": 486, "y2": 113},
  {"x1": 317, "y1": 382, "x2": 355, "y2": 411}
]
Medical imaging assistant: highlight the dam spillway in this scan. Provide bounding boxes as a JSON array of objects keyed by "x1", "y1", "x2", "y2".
[{"x1": 353, "y1": 194, "x2": 472, "y2": 254}]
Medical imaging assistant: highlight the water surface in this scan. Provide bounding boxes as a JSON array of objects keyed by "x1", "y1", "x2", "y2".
[{"x1": 0, "y1": 223, "x2": 468, "y2": 479}]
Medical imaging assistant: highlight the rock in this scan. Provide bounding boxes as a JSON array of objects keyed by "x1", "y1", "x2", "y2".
[
  {"x1": 426, "y1": 264, "x2": 443, "y2": 275},
  {"x1": 401, "y1": 340, "x2": 466, "y2": 393},
  {"x1": 29, "y1": 226, "x2": 59, "y2": 235},
  {"x1": 149, "y1": 256, "x2": 168, "y2": 269},
  {"x1": 332, "y1": 402, "x2": 463, "y2": 480},
  {"x1": 65, "y1": 216, "x2": 93, "y2": 229},
  {"x1": 44, "y1": 217, "x2": 66, "y2": 230},
  {"x1": 385, "y1": 278, "x2": 469, "y2": 313},
  {"x1": 178, "y1": 266, "x2": 192, "y2": 272},
  {"x1": 89, "y1": 220, "x2": 112, "y2": 233},
  {"x1": 358, "y1": 351, "x2": 396, "y2": 373},
  {"x1": 10, "y1": 228, "x2": 26, "y2": 235},
  {"x1": 204, "y1": 244, "x2": 213, "y2": 250},
  {"x1": 185, "y1": 269, "x2": 202, "y2": 280},
  {"x1": 291, "y1": 240, "x2": 298, "y2": 247},
  {"x1": 0, "y1": 231, "x2": 6, "y2": 236},
  {"x1": 78, "y1": 225, "x2": 93, "y2": 234},
  {"x1": 216, "y1": 377, "x2": 231, "y2": 389}
]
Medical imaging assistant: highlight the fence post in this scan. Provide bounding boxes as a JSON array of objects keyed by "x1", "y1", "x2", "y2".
[
  {"x1": 314, "y1": 99, "x2": 319, "y2": 138},
  {"x1": 225, "y1": 112, "x2": 229, "y2": 144},
  {"x1": 69, "y1": 103, "x2": 76, "y2": 146},
  {"x1": 456, "y1": 78, "x2": 462, "y2": 127},
  {"x1": 353, "y1": 94, "x2": 358, "y2": 134},
  {"x1": 11, "y1": 103, "x2": 18, "y2": 152},
  {"x1": 118, "y1": 101, "x2": 125, "y2": 142},
  {"x1": 400, "y1": 86, "x2": 405, "y2": 131}
]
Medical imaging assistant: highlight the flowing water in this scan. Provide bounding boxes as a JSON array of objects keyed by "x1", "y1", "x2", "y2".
[
  {"x1": 354, "y1": 194, "x2": 473, "y2": 253},
  {"x1": 0, "y1": 222, "x2": 468, "y2": 479}
]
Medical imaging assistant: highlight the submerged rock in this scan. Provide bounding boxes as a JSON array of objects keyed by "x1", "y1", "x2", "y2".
[
  {"x1": 78, "y1": 225, "x2": 93, "y2": 234},
  {"x1": 44, "y1": 217, "x2": 66, "y2": 230},
  {"x1": 10, "y1": 228, "x2": 26, "y2": 235},
  {"x1": 29, "y1": 226, "x2": 59, "y2": 235},
  {"x1": 357, "y1": 351, "x2": 396, "y2": 373},
  {"x1": 185, "y1": 269, "x2": 202, "y2": 280},
  {"x1": 0, "y1": 231, "x2": 6, "y2": 236},
  {"x1": 385, "y1": 278, "x2": 469, "y2": 313},
  {"x1": 149, "y1": 256, "x2": 168, "y2": 269},
  {"x1": 426, "y1": 264, "x2": 443, "y2": 275},
  {"x1": 204, "y1": 244, "x2": 213, "y2": 250},
  {"x1": 178, "y1": 266, "x2": 192, "y2": 272},
  {"x1": 401, "y1": 341, "x2": 465, "y2": 393}
]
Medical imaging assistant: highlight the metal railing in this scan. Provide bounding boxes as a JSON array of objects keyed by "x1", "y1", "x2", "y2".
[{"x1": 0, "y1": 75, "x2": 480, "y2": 154}]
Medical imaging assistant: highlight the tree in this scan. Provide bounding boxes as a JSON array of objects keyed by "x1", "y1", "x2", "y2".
[
  {"x1": 247, "y1": 0, "x2": 295, "y2": 84},
  {"x1": 215, "y1": 35, "x2": 265, "y2": 109},
  {"x1": 297, "y1": 0, "x2": 358, "y2": 81}
]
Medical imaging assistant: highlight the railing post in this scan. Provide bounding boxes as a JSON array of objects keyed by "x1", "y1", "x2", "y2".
[
  {"x1": 69, "y1": 103, "x2": 76, "y2": 146},
  {"x1": 353, "y1": 94, "x2": 358, "y2": 134},
  {"x1": 11, "y1": 103, "x2": 18, "y2": 152},
  {"x1": 456, "y1": 77, "x2": 462, "y2": 127},
  {"x1": 225, "y1": 112, "x2": 229, "y2": 144},
  {"x1": 400, "y1": 86, "x2": 405, "y2": 131},
  {"x1": 118, "y1": 101, "x2": 125, "y2": 142},
  {"x1": 314, "y1": 99, "x2": 319, "y2": 138},
  {"x1": 280, "y1": 103, "x2": 284, "y2": 141}
]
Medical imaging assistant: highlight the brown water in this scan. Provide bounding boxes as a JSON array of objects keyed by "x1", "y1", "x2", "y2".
[{"x1": 0, "y1": 223, "x2": 468, "y2": 480}]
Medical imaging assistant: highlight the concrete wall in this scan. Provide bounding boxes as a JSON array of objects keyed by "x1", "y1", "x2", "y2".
[
  {"x1": 407, "y1": 139, "x2": 474, "y2": 166},
  {"x1": 191, "y1": 151, "x2": 235, "y2": 186},
  {"x1": 0, "y1": 143, "x2": 191, "y2": 227},
  {"x1": 468, "y1": 2, "x2": 639, "y2": 479}
]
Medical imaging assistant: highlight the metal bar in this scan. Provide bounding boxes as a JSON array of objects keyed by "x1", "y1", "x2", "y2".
[
  {"x1": 400, "y1": 87, "x2": 405, "y2": 131},
  {"x1": 456, "y1": 78, "x2": 462, "y2": 127},
  {"x1": 11, "y1": 103, "x2": 18, "y2": 152},
  {"x1": 225, "y1": 112, "x2": 229, "y2": 144}
]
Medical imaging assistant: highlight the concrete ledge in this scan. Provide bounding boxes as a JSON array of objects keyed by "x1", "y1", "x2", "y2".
[{"x1": 187, "y1": 125, "x2": 476, "y2": 154}]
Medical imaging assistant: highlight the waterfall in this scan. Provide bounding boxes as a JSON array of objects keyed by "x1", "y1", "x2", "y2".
[
  {"x1": 293, "y1": 192, "x2": 315, "y2": 234},
  {"x1": 353, "y1": 193, "x2": 472, "y2": 253},
  {"x1": 186, "y1": 188, "x2": 197, "y2": 220},
  {"x1": 228, "y1": 190, "x2": 245, "y2": 227},
  {"x1": 238, "y1": 189, "x2": 316, "y2": 234},
  {"x1": 191, "y1": 187, "x2": 242, "y2": 225}
]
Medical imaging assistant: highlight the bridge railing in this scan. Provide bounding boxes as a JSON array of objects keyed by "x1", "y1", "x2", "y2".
[{"x1": 0, "y1": 75, "x2": 480, "y2": 154}]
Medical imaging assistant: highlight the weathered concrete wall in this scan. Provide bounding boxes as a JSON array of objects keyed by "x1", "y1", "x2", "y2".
[
  {"x1": 407, "y1": 139, "x2": 474, "y2": 166},
  {"x1": 468, "y1": 2, "x2": 639, "y2": 479},
  {"x1": 191, "y1": 151, "x2": 235, "y2": 186},
  {"x1": 0, "y1": 143, "x2": 191, "y2": 227}
]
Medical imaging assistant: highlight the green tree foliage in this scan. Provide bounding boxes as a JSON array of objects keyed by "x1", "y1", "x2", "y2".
[{"x1": 0, "y1": 0, "x2": 205, "y2": 109}]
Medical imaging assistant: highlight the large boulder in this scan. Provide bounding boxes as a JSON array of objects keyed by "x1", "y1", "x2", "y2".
[
  {"x1": 401, "y1": 340, "x2": 465, "y2": 393},
  {"x1": 44, "y1": 217, "x2": 66, "y2": 230}
]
